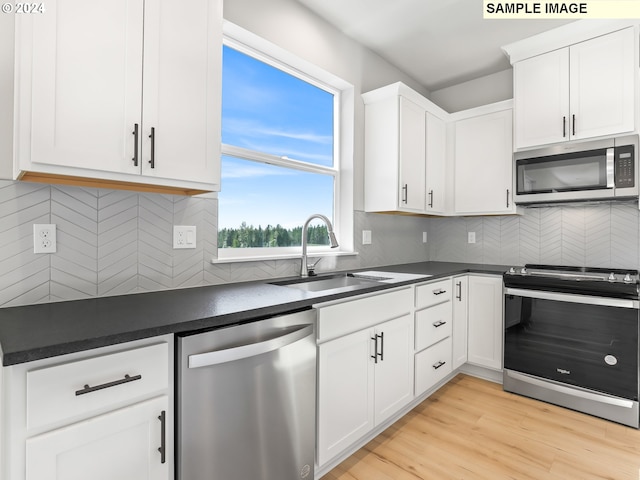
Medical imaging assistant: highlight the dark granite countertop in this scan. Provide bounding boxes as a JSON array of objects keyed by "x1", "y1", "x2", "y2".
[{"x1": 0, "y1": 261, "x2": 508, "y2": 366}]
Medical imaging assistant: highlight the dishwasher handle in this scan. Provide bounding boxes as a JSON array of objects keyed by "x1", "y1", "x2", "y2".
[{"x1": 188, "y1": 323, "x2": 313, "y2": 368}]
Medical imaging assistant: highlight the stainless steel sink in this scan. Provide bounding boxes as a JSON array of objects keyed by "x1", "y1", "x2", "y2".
[
  {"x1": 272, "y1": 273, "x2": 390, "y2": 293},
  {"x1": 271, "y1": 270, "x2": 432, "y2": 294}
]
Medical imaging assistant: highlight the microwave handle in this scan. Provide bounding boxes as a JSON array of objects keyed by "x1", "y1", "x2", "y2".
[{"x1": 606, "y1": 147, "x2": 615, "y2": 188}]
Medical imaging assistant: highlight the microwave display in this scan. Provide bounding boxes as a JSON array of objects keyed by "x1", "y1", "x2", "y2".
[{"x1": 615, "y1": 145, "x2": 635, "y2": 188}]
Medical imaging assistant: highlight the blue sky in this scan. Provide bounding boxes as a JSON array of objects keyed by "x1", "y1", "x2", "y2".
[{"x1": 219, "y1": 46, "x2": 335, "y2": 230}]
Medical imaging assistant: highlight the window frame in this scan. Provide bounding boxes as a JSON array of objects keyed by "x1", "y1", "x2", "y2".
[{"x1": 215, "y1": 21, "x2": 354, "y2": 262}]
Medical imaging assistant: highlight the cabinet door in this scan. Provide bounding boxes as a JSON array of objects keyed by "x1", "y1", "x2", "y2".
[
  {"x1": 569, "y1": 27, "x2": 635, "y2": 141},
  {"x1": 454, "y1": 109, "x2": 514, "y2": 214},
  {"x1": 398, "y1": 97, "x2": 426, "y2": 212},
  {"x1": 467, "y1": 276, "x2": 503, "y2": 370},
  {"x1": 317, "y1": 329, "x2": 374, "y2": 467},
  {"x1": 425, "y1": 112, "x2": 447, "y2": 214},
  {"x1": 452, "y1": 276, "x2": 468, "y2": 369},
  {"x1": 26, "y1": 396, "x2": 169, "y2": 480},
  {"x1": 141, "y1": 0, "x2": 221, "y2": 185},
  {"x1": 373, "y1": 314, "x2": 414, "y2": 425},
  {"x1": 20, "y1": 0, "x2": 144, "y2": 175},
  {"x1": 513, "y1": 48, "x2": 569, "y2": 149}
]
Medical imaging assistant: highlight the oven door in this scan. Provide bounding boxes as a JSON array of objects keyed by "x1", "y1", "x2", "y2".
[{"x1": 504, "y1": 288, "x2": 639, "y2": 401}]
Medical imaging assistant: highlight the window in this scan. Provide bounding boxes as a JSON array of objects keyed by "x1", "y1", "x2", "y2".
[{"x1": 217, "y1": 25, "x2": 353, "y2": 261}]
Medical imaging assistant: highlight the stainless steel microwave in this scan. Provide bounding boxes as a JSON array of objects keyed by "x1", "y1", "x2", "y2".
[{"x1": 514, "y1": 135, "x2": 638, "y2": 205}]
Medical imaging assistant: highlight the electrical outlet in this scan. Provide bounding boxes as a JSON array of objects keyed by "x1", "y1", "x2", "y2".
[
  {"x1": 468, "y1": 231, "x2": 476, "y2": 244},
  {"x1": 174, "y1": 226, "x2": 197, "y2": 249},
  {"x1": 34, "y1": 224, "x2": 57, "y2": 253},
  {"x1": 422, "y1": 232, "x2": 427, "y2": 243},
  {"x1": 362, "y1": 230, "x2": 372, "y2": 245}
]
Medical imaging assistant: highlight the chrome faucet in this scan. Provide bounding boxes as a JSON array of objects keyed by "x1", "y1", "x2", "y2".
[{"x1": 300, "y1": 214, "x2": 339, "y2": 277}]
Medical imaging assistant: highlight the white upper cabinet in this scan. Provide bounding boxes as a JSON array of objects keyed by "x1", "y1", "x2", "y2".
[
  {"x1": 425, "y1": 112, "x2": 447, "y2": 214},
  {"x1": 363, "y1": 82, "x2": 448, "y2": 215},
  {"x1": 512, "y1": 26, "x2": 637, "y2": 150},
  {"x1": 13, "y1": 0, "x2": 222, "y2": 194},
  {"x1": 453, "y1": 104, "x2": 516, "y2": 215},
  {"x1": 513, "y1": 48, "x2": 569, "y2": 148},
  {"x1": 398, "y1": 97, "x2": 427, "y2": 211}
]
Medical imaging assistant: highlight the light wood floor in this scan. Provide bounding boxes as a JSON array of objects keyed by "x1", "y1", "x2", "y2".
[{"x1": 323, "y1": 374, "x2": 640, "y2": 480}]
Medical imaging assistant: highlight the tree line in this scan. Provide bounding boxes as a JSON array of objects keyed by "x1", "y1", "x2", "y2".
[{"x1": 218, "y1": 222, "x2": 330, "y2": 248}]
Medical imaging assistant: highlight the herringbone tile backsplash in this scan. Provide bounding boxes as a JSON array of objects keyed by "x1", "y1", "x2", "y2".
[
  {"x1": 3, "y1": 178, "x2": 640, "y2": 309},
  {"x1": 0, "y1": 181, "x2": 430, "y2": 308},
  {"x1": 428, "y1": 201, "x2": 640, "y2": 268}
]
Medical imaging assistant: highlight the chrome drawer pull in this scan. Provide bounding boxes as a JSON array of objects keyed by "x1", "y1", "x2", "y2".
[
  {"x1": 433, "y1": 289, "x2": 447, "y2": 295},
  {"x1": 75, "y1": 374, "x2": 142, "y2": 396},
  {"x1": 432, "y1": 361, "x2": 446, "y2": 370},
  {"x1": 432, "y1": 320, "x2": 446, "y2": 328}
]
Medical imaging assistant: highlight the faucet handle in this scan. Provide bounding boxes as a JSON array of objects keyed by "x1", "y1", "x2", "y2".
[{"x1": 307, "y1": 258, "x2": 322, "y2": 276}]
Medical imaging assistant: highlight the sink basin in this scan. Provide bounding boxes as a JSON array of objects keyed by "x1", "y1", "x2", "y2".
[
  {"x1": 271, "y1": 270, "x2": 431, "y2": 294},
  {"x1": 273, "y1": 273, "x2": 384, "y2": 293}
]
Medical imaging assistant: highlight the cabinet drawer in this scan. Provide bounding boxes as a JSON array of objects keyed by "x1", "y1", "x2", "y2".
[
  {"x1": 415, "y1": 279, "x2": 451, "y2": 309},
  {"x1": 415, "y1": 302, "x2": 452, "y2": 351},
  {"x1": 317, "y1": 287, "x2": 413, "y2": 342},
  {"x1": 26, "y1": 342, "x2": 169, "y2": 430},
  {"x1": 415, "y1": 338, "x2": 452, "y2": 397}
]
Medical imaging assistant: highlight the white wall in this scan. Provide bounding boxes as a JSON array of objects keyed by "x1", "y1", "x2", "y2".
[{"x1": 430, "y1": 69, "x2": 513, "y2": 113}]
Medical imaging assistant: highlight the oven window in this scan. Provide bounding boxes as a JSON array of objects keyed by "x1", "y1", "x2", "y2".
[
  {"x1": 504, "y1": 294, "x2": 638, "y2": 400},
  {"x1": 516, "y1": 149, "x2": 608, "y2": 194}
]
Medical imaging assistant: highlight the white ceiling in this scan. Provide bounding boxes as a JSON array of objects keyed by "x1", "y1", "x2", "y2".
[{"x1": 297, "y1": 0, "x2": 574, "y2": 91}]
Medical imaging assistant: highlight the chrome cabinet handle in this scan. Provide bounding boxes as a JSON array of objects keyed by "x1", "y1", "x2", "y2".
[
  {"x1": 432, "y1": 320, "x2": 446, "y2": 328},
  {"x1": 371, "y1": 332, "x2": 384, "y2": 363},
  {"x1": 158, "y1": 410, "x2": 166, "y2": 464},
  {"x1": 506, "y1": 189, "x2": 510, "y2": 208},
  {"x1": 562, "y1": 116, "x2": 566, "y2": 137},
  {"x1": 433, "y1": 289, "x2": 447, "y2": 296},
  {"x1": 75, "y1": 373, "x2": 142, "y2": 396},
  {"x1": 428, "y1": 189, "x2": 434, "y2": 208},
  {"x1": 132, "y1": 124, "x2": 139, "y2": 166},
  {"x1": 572, "y1": 114, "x2": 576, "y2": 136},
  {"x1": 149, "y1": 127, "x2": 156, "y2": 169},
  {"x1": 433, "y1": 360, "x2": 446, "y2": 370},
  {"x1": 402, "y1": 184, "x2": 408, "y2": 204},
  {"x1": 456, "y1": 281, "x2": 462, "y2": 301}
]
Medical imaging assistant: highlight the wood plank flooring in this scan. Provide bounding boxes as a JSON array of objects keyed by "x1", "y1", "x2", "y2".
[{"x1": 322, "y1": 374, "x2": 640, "y2": 480}]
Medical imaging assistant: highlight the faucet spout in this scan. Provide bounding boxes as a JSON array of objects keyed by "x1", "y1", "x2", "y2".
[{"x1": 301, "y1": 214, "x2": 339, "y2": 277}]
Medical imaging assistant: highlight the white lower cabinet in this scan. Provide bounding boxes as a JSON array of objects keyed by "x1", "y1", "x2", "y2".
[
  {"x1": 316, "y1": 288, "x2": 414, "y2": 467},
  {"x1": 415, "y1": 337, "x2": 452, "y2": 396},
  {"x1": 452, "y1": 275, "x2": 469, "y2": 369},
  {"x1": 1, "y1": 336, "x2": 174, "y2": 480},
  {"x1": 26, "y1": 396, "x2": 169, "y2": 480},
  {"x1": 467, "y1": 275, "x2": 504, "y2": 370},
  {"x1": 413, "y1": 279, "x2": 453, "y2": 397}
]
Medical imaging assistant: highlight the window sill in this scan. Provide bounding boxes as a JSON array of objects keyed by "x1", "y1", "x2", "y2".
[{"x1": 211, "y1": 250, "x2": 358, "y2": 264}]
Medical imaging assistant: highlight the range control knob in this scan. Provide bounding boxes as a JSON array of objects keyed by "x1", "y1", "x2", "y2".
[
  {"x1": 509, "y1": 267, "x2": 516, "y2": 274},
  {"x1": 624, "y1": 273, "x2": 633, "y2": 283},
  {"x1": 520, "y1": 267, "x2": 527, "y2": 275},
  {"x1": 608, "y1": 273, "x2": 616, "y2": 281}
]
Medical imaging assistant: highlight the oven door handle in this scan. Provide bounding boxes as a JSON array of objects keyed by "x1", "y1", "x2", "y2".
[{"x1": 504, "y1": 287, "x2": 639, "y2": 309}]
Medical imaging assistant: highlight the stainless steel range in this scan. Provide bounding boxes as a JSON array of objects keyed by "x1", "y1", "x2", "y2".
[{"x1": 503, "y1": 264, "x2": 640, "y2": 428}]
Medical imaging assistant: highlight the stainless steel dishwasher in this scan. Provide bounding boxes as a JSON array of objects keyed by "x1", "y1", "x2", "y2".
[{"x1": 176, "y1": 309, "x2": 316, "y2": 480}]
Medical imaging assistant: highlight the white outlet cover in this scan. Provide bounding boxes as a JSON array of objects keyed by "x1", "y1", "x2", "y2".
[
  {"x1": 362, "y1": 230, "x2": 372, "y2": 245},
  {"x1": 174, "y1": 226, "x2": 197, "y2": 249},
  {"x1": 34, "y1": 224, "x2": 57, "y2": 253},
  {"x1": 468, "y1": 231, "x2": 476, "y2": 244},
  {"x1": 422, "y1": 232, "x2": 427, "y2": 243}
]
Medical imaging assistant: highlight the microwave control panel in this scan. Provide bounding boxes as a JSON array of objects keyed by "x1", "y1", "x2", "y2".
[{"x1": 614, "y1": 144, "x2": 635, "y2": 188}]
